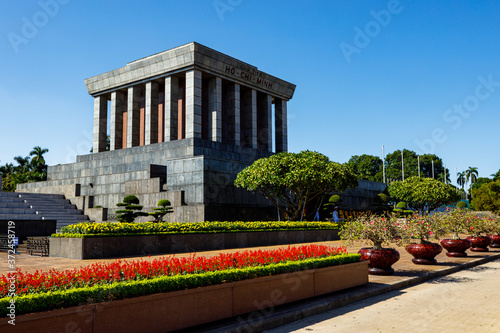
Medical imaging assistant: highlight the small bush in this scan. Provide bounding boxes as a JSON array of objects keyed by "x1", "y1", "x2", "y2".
[
  {"x1": 396, "y1": 202, "x2": 407, "y2": 209},
  {"x1": 456, "y1": 201, "x2": 467, "y2": 209}
]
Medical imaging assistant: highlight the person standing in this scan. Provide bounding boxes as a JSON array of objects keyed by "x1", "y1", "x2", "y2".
[{"x1": 332, "y1": 207, "x2": 339, "y2": 223}]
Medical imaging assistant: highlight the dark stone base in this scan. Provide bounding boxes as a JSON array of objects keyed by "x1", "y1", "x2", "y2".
[
  {"x1": 0, "y1": 220, "x2": 56, "y2": 242},
  {"x1": 50, "y1": 229, "x2": 340, "y2": 259}
]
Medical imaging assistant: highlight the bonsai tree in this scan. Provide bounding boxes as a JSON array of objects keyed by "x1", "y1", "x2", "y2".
[
  {"x1": 323, "y1": 194, "x2": 344, "y2": 212},
  {"x1": 235, "y1": 150, "x2": 358, "y2": 221},
  {"x1": 399, "y1": 214, "x2": 446, "y2": 244},
  {"x1": 148, "y1": 199, "x2": 174, "y2": 222},
  {"x1": 388, "y1": 176, "x2": 461, "y2": 214},
  {"x1": 339, "y1": 214, "x2": 402, "y2": 250},
  {"x1": 116, "y1": 195, "x2": 148, "y2": 222}
]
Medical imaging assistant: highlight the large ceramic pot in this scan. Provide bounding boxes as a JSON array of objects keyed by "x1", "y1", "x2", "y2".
[
  {"x1": 406, "y1": 242, "x2": 442, "y2": 265},
  {"x1": 466, "y1": 236, "x2": 492, "y2": 252},
  {"x1": 358, "y1": 248, "x2": 400, "y2": 275},
  {"x1": 488, "y1": 235, "x2": 500, "y2": 248},
  {"x1": 440, "y1": 239, "x2": 471, "y2": 257}
]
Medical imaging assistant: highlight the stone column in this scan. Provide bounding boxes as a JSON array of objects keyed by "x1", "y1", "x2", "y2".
[
  {"x1": 208, "y1": 77, "x2": 222, "y2": 142},
  {"x1": 225, "y1": 83, "x2": 240, "y2": 146},
  {"x1": 93, "y1": 95, "x2": 108, "y2": 153},
  {"x1": 244, "y1": 89, "x2": 257, "y2": 149},
  {"x1": 145, "y1": 81, "x2": 159, "y2": 145},
  {"x1": 275, "y1": 98, "x2": 288, "y2": 153},
  {"x1": 127, "y1": 85, "x2": 141, "y2": 148},
  {"x1": 164, "y1": 76, "x2": 179, "y2": 141},
  {"x1": 185, "y1": 70, "x2": 202, "y2": 139},
  {"x1": 110, "y1": 91, "x2": 126, "y2": 150},
  {"x1": 258, "y1": 93, "x2": 273, "y2": 152}
]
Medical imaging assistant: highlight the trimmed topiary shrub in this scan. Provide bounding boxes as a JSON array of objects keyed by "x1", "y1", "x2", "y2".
[
  {"x1": 396, "y1": 202, "x2": 407, "y2": 209},
  {"x1": 148, "y1": 199, "x2": 174, "y2": 222},
  {"x1": 116, "y1": 195, "x2": 148, "y2": 222},
  {"x1": 456, "y1": 201, "x2": 467, "y2": 209}
]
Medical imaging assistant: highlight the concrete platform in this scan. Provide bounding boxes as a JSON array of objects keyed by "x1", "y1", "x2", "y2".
[{"x1": 1, "y1": 239, "x2": 499, "y2": 332}]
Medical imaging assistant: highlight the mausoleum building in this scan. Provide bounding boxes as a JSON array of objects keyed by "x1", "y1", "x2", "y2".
[{"x1": 17, "y1": 42, "x2": 296, "y2": 222}]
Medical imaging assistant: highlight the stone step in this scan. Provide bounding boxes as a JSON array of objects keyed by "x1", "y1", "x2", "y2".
[
  {"x1": 0, "y1": 197, "x2": 22, "y2": 203},
  {"x1": 35, "y1": 209, "x2": 83, "y2": 215},
  {"x1": 0, "y1": 202, "x2": 31, "y2": 208},
  {"x1": 42, "y1": 215, "x2": 88, "y2": 220},
  {"x1": 0, "y1": 208, "x2": 37, "y2": 214},
  {"x1": 17, "y1": 193, "x2": 66, "y2": 199},
  {"x1": 0, "y1": 192, "x2": 20, "y2": 197},
  {"x1": 28, "y1": 203, "x2": 75, "y2": 210},
  {"x1": 0, "y1": 214, "x2": 43, "y2": 220},
  {"x1": 23, "y1": 198, "x2": 72, "y2": 205}
]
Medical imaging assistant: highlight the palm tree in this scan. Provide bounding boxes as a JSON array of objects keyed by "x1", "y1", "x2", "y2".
[
  {"x1": 29, "y1": 146, "x2": 49, "y2": 164},
  {"x1": 491, "y1": 170, "x2": 500, "y2": 181},
  {"x1": 13, "y1": 156, "x2": 31, "y2": 173},
  {"x1": 457, "y1": 171, "x2": 466, "y2": 189},
  {"x1": 0, "y1": 163, "x2": 14, "y2": 178},
  {"x1": 465, "y1": 166, "x2": 479, "y2": 199}
]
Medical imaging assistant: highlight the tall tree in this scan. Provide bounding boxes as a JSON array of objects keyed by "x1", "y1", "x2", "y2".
[
  {"x1": 491, "y1": 169, "x2": 500, "y2": 181},
  {"x1": 457, "y1": 171, "x2": 466, "y2": 189},
  {"x1": 388, "y1": 176, "x2": 461, "y2": 214},
  {"x1": 345, "y1": 154, "x2": 383, "y2": 182},
  {"x1": 235, "y1": 150, "x2": 358, "y2": 221},
  {"x1": 13, "y1": 156, "x2": 31, "y2": 173}
]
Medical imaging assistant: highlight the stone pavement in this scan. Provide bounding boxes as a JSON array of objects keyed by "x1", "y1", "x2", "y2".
[
  {"x1": 266, "y1": 260, "x2": 500, "y2": 332},
  {"x1": 1, "y1": 239, "x2": 499, "y2": 332}
]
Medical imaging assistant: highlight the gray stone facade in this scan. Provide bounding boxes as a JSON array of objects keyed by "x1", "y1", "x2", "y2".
[{"x1": 17, "y1": 42, "x2": 296, "y2": 222}]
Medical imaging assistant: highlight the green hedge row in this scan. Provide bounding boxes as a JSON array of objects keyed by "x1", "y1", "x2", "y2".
[{"x1": 0, "y1": 253, "x2": 360, "y2": 317}]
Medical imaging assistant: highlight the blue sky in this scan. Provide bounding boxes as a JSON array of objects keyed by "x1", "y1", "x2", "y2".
[{"x1": 1, "y1": 0, "x2": 499, "y2": 185}]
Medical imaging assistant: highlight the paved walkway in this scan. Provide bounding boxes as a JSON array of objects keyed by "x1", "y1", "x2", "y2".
[
  {"x1": 1, "y1": 239, "x2": 500, "y2": 332},
  {"x1": 265, "y1": 259, "x2": 500, "y2": 333}
]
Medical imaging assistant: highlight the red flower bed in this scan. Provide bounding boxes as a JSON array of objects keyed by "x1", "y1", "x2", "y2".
[{"x1": 0, "y1": 244, "x2": 346, "y2": 297}]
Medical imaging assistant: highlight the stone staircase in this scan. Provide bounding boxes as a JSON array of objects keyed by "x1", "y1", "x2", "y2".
[{"x1": 0, "y1": 192, "x2": 90, "y2": 230}]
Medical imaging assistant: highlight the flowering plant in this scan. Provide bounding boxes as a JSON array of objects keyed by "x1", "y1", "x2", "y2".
[
  {"x1": 434, "y1": 210, "x2": 469, "y2": 240},
  {"x1": 0, "y1": 244, "x2": 346, "y2": 298},
  {"x1": 464, "y1": 212, "x2": 496, "y2": 237},
  {"x1": 399, "y1": 215, "x2": 446, "y2": 244},
  {"x1": 339, "y1": 214, "x2": 402, "y2": 250}
]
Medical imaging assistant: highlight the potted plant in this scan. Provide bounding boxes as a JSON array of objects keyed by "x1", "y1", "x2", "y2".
[
  {"x1": 400, "y1": 215, "x2": 446, "y2": 265},
  {"x1": 488, "y1": 215, "x2": 500, "y2": 248},
  {"x1": 340, "y1": 214, "x2": 401, "y2": 275},
  {"x1": 465, "y1": 213, "x2": 495, "y2": 251},
  {"x1": 436, "y1": 210, "x2": 472, "y2": 257}
]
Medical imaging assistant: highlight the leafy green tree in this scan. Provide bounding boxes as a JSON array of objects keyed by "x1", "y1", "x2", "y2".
[
  {"x1": 388, "y1": 176, "x2": 461, "y2": 214},
  {"x1": 471, "y1": 181, "x2": 500, "y2": 213},
  {"x1": 471, "y1": 177, "x2": 492, "y2": 191},
  {"x1": 116, "y1": 195, "x2": 148, "y2": 222},
  {"x1": 491, "y1": 169, "x2": 500, "y2": 181},
  {"x1": 148, "y1": 199, "x2": 174, "y2": 222},
  {"x1": 345, "y1": 154, "x2": 383, "y2": 182},
  {"x1": 385, "y1": 150, "x2": 448, "y2": 182},
  {"x1": 235, "y1": 150, "x2": 358, "y2": 221}
]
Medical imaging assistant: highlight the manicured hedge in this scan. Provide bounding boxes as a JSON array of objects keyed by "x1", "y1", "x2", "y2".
[
  {"x1": 0, "y1": 253, "x2": 360, "y2": 316},
  {"x1": 53, "y1": 221, "x2": 338, "y2": 238}
]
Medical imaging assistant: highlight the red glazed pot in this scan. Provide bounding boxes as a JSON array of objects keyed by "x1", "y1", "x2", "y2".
[
  {"x1": 406, "y1": 242, "x2": 442, "y2": 265},
  {"x1": 358, "y1": 248, "x2": 400, "y2": 275},
  {"x1": 487, "y1": 235, "x2": 500, "y2": 248},
  {"x1": 466, "y1": 236, "x2": 492, "y2": 252},
  {"x1": 440, "y1": 239, "x2": 471, "y2": 257}
]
